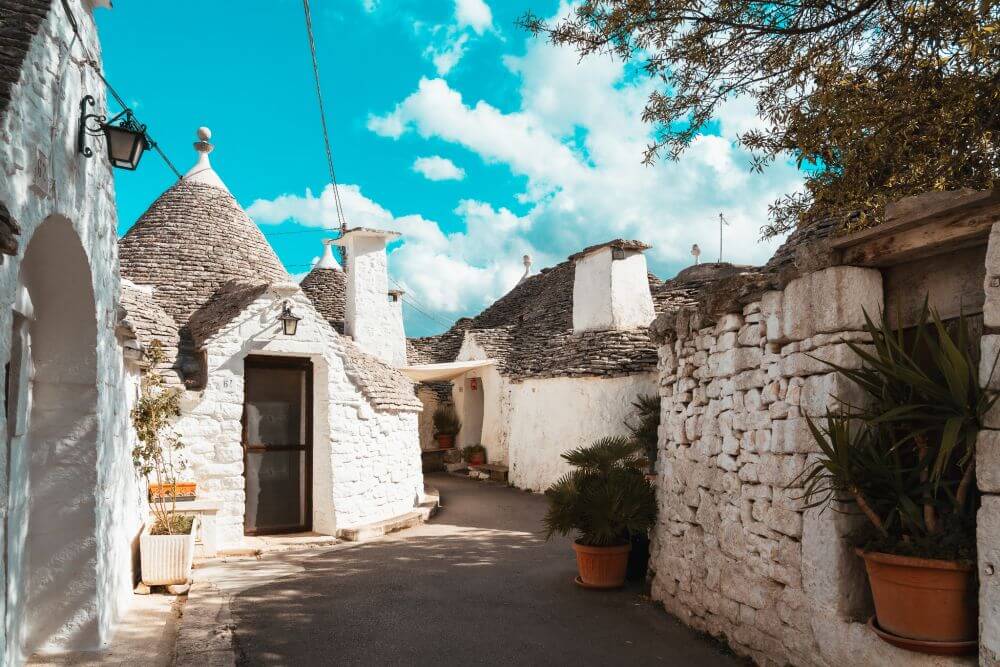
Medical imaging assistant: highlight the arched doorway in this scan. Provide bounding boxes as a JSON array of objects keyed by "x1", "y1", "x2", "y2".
[{"x1": 5, "y1": 216, "x2": 100, "y2": 663}]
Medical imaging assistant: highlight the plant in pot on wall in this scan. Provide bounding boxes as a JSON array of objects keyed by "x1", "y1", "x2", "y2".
[
  {"x1": 132, "y1": 341, "x2": 197, "y2": 594},
  {"x1": 463, "y1": 444, "x2": 487, "y2": 466},
  {"x1": 799, "y1": 306, "x2": 995, "y2": 655},
  {"x1": 432, "y1": 405, "x2": 461, "y2": 449},
  {"x1": 544, "y1": 437, "x2": 656, "y2": 589}
]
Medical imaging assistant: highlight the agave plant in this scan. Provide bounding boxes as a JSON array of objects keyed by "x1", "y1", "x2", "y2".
[
  {"x1": 543, "y1": 437, "x2": 657, "y2": 547},
  {"x1": 432, "y1": 405, "x2": 462, "y2": 437},
  {"x1": 799, "y1": 302, "x2": 996, "y2": 559}
]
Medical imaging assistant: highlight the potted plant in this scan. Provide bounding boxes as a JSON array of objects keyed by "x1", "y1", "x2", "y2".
[
  {"x1": 799, "y1": 306, "x2": 994, "y2": 654},
  {"x1": 463, "y1": 444, "x2": 487, "y2": 466},
  {"x1": 433, "y1": 405, "x2": 461, "y2": 449},
  {"x1": 625, "y1": 393, "x2": 660, "y2": 480},
  {"x1": 543, "y1": 437, "x2": 657, "y2": 589},
  {"x1": 132, "y1": 342, "x2": 197, "y2": 594}
]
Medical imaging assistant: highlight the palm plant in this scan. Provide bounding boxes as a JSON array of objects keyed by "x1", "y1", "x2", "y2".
[
  {"x1": 625, "y1": 394, "x2": 661, "y2": 465},
  {"x1": 544, "y1": 437, "x2": 657, "y2": 547},
  {"x1": 799, "y1": 303, "x2": 996, "y2": 559}
]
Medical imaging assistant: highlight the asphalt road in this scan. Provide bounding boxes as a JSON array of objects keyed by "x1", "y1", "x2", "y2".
[{"x1": 231, "y1": 473, "x2": 741, "y2": 666}]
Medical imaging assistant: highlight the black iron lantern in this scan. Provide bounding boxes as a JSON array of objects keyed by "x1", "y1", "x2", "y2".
[
  {"x1": 78, "y1": 95, "x2": 151, "y2": 170},
  {"x1": 278, "y1": 302, "x2": 302, "y2": 336}
]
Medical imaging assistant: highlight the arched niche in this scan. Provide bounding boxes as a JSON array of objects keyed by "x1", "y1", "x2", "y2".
[{"x1": 5, "y1": 215, "x2": 100, "y2": 662}]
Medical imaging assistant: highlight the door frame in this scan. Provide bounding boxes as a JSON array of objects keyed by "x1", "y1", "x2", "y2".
[{"x1": 241, "y1": 355, "x2": 314, "y2": 536}]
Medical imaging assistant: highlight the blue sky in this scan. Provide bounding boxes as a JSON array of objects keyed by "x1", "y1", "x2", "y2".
[{"x1": 97, "y1": 1, "x2": 801, "y2": 336}]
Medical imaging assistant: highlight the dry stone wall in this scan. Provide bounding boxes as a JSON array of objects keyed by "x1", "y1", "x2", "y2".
[{"x1": 650, "y1": 266, "x2": 969, "y2": 666}]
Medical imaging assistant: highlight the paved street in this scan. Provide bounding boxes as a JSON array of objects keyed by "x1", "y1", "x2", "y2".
[{"x1": 229, "y1": 473, "x2": 740, "y2": 666}]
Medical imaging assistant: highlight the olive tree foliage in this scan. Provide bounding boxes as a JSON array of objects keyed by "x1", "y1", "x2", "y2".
[{"x1": 520, "y1": 1, "x2": 1000, "y2": 237}]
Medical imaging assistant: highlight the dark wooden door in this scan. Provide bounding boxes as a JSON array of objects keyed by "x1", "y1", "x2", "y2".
[{"x1": 242, "y1": 356, "x2": 313, "y2": 535}]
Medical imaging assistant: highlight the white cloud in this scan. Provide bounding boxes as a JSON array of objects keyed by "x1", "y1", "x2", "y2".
[
  {"x1": 248, "y1": 184, "x2": 554, "y2": 325},
  {"x1": 455, "y1": 0, "x2": 493, "y2": 34},
  {"x1": 258, "y1": 3, "x2": 802, "y2": 331},
  {"x1": 361, "y1": 0, "x2": 378, "y2": 13},
  {"x1": 412, "y1": 155, "x2": 466, "y2": 181},
  {"x1": 416, "y1": 0, "x2": 495, "y2": 75},
  {"x1": 424, "y1": 32, "x2": 469, "y2": 76}
]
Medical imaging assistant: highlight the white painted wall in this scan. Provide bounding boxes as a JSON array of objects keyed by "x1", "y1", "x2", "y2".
[
  {"x1": 0, "y1": 2, "x2": 142, "y2": 663},
  {"x1": 417, "y1": 386, "x2": 441, "y2": 451},
  {"x1": 174, "y1": 286, "x2": 423, "y2": 549},
  {"x1": 342, "y1": 233, "x2": 407, "y2": 367},
  {"x1": 506, "y1": 374, "x2": 658, "y2": 491},
  {"x1": 454, "y1": 336, "x2": 511, "y2": 464},
  {"x1": 572, "y1": 247, "x2": 656, "y2": 333},
  {"x1": 453, "y1": 333, "x2": 655, "y2": 491}
]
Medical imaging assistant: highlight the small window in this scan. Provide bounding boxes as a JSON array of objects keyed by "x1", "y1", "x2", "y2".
[{"x1": 611, "y1": 247, "x2": 626, "y2": 260}]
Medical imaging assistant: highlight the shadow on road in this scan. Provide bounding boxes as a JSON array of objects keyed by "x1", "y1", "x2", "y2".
[{"x1": 230, "y1": 474, "x2": 740, "y2": 666}]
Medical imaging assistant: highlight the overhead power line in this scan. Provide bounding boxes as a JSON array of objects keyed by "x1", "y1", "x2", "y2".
[{"x1": 302, "y1": 0, "x2": 347, "y2": 232}]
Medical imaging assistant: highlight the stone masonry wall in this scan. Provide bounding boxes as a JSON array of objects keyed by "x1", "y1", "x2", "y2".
[
  {"x1": 978, "y1": 221, "x2": 1000, "y2": 665},
  {"x1": 649, "y1": 266, "x2": 970, "y2": 666}
]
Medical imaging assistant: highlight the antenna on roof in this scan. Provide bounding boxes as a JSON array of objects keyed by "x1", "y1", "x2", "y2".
[
  {"x1": 718, "y1": 213, "x2": 729, "y2": 263},
  {"x1": 691, "y1": 244, "x2": 701, "y2": 265}
]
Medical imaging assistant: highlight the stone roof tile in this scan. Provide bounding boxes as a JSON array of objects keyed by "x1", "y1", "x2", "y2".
[
  {"x1": 118, "y1": 179, "x2": 289, "y2": 327},
  {"x1": 0, "y1": 0, "x2": 52, "y2": 119},
  {"x1": 300, "y1": 267, "x2": 346, "y2": 333}
]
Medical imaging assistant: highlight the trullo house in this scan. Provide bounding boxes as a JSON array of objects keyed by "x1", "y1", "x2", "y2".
[
  {"x1": 117, "y1": 129, "x2": 425, "y2": 552},
  {"x1": 405, "y1": 239, "x2": 742, "y2": 491}
]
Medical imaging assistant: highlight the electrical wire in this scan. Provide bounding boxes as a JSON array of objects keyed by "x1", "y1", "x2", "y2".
[
  {"x1": 302, "y1": 0, "x2": 347, "y2": 232},
  {"x1": 58, "y1": 0, "x2": 182, "y2": 179}
]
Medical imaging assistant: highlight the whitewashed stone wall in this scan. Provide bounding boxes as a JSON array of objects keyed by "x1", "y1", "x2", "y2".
[
  {"x1": 0, "y1": 2, "x2": 143, "y2": 663},
  {"x1": 177, "y1": 287, "x2": 422, "y2": 549},
  {"x1": 650, "y1": 266, "x2": 969, "y2": 666},
  {"x1": 453, "y1": 334, "x2": 657, "y2": 491},
  {"x1": 417, "y1": 385, "x2": 441, "y2": 451}
]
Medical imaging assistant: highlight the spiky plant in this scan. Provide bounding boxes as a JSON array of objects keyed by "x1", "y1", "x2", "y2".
[
  {"x1": 543, "y1": 436, "x2": 657, "y2": 547},
  {"x1": 432, "y1": 405, "x2": 462, "y2": 437},
  {"x1": 625, "y1": 394, "x2": 661, "y2": 465},
  {"x1": 799, "y1": 303, "x2": 996, "y2": 560}
]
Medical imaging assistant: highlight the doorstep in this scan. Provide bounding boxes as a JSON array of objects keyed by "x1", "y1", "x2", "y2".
[{"x1": 337, "y1": 510, "x2": 425, "y2": 542}]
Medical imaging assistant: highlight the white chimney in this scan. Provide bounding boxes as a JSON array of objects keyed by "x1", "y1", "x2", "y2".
[
  {"x1": 334, "y1": 228, "x2": 407, "y2": 366},
  {"x1": 571, "y1": 240, "x2": 656, "y2": 333}
]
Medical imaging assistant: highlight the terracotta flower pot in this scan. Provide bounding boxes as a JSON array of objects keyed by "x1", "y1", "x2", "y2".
[
  {"x1": 573, "y1": 541, "x2": 631, "y2": 589},
  {"x1": 468, "y1": 452, "x2": 485, "y2": 465},
  {"x1": 858, "y1": 549, "x2": 977, "y2": 645},
  {"x1": 435, "y1": 434, "x2": 454, "y2": 449}
]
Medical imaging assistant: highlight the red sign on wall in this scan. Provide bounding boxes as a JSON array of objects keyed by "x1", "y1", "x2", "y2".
[{"x1": 470, "y1": 378, "x2": 478, "y2": 391}]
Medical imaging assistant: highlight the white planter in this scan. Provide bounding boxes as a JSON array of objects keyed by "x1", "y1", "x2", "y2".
[{"x1": 140, "y1": 517, "x2": 199, "y2": 586}]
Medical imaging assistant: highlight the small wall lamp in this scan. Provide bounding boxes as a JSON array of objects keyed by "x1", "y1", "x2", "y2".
[
  {"x1": 278, "y1": 302, "x2": 302, "y2": 336},
  {"x1": 78, "y1": 95, "x2": 151, "y2": 170}
]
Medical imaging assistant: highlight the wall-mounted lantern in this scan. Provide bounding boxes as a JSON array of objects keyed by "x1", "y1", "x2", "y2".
[
  {"x1": 78, "y1": 95, "x2": 150, "y2": 170},
  {"x1": 278, "y1": 302, "x2": 302, "y2": 336}
]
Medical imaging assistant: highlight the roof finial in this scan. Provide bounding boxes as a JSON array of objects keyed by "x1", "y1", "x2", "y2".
[
  {"x1": 315, "y1": 238, "x2": 342, "y2": 270},
  {"x1": 194, "y1": 127, "x2": 214, "y2": 154},
  {"x1": 519, "y1": 254, "x2": 532, "y2": 283},
  {"x1": 182, "y1": 126, "x2": 229, "y2": 191}
]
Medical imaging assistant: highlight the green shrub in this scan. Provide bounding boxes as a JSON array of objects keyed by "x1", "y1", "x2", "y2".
[
  {"x1": 432, "y1": 405, "x2": 462, "y2": 436},
  {"x1": 543, "y1": 436, "x2": 657, "y2": 547}
]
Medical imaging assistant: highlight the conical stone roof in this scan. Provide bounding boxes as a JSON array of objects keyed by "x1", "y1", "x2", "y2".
[{"x1": 119, "y1": 128, "x2": 289, "y2": 326}]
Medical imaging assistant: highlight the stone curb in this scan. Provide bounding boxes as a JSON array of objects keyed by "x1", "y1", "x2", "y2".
[{"x1": 173, "y1": 581, "x2": 236, "y2": 667}]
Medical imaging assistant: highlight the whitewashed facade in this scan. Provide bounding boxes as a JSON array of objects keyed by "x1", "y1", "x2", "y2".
[{"x1": 0, "y1": 1, "x2": 143, "y2": 663}]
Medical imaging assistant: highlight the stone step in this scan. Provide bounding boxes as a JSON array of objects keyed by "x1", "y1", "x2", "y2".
[{"x1": 336, "y1": 510, "x2": 425, "y2": 542}]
